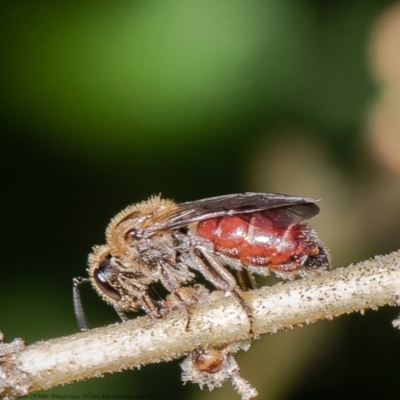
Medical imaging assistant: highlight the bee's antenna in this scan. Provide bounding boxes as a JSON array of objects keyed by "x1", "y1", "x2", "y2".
[
  {"x1": 73, "y1": 277, "x2": 91, "y2": 331},
  {"x1": 112, "y1": 305, "x2": 129, "y2": 323}
]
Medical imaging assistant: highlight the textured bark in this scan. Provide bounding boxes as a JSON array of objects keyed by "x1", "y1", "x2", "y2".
[{"x1": 1, "y1": 250, "x2": 400, "y2": 397}]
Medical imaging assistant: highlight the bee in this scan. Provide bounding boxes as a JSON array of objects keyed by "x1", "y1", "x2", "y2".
[{"x1": 73, "y1": 193, "x2": 329, "y2": 331}]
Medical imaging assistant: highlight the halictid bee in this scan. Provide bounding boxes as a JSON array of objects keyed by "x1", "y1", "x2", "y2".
[{"x1": 73, "y1": 192, "x2": 329, "y2": 331}]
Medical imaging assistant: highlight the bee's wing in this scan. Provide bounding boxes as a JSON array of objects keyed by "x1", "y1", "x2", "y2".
[{"x1": 143, "y1": 192, "x2": 320, "y2": 236}]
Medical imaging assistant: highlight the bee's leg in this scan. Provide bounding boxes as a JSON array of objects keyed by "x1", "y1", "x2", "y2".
[
  {"x1": 237, "y1": 269, "x2": 257, "y2": 292},
  {"x1": 140, "y1": 289, "x2": 165, "y2": 319},
  {"x1": 193, "y1": 246, "x2": 254, "y2": 334},
  {"x1": 174, "y1": 289, "x2": 194, "y2": 331},
  {"x1": 216, "y1": 254, "x2": 258, "y2": 291},
  {"x1": 73, "y1": 277, "x2": 91, "y2": 332},
  {"x1": 147, "y1": 285, "x2": 164, "y2": 311},
  {"x1": 157, "y1": 264, "x2": 193, "y2": 330}
]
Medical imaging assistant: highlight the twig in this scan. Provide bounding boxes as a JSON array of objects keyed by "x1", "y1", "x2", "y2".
[{"x1": 1, "y1": 250, "x2": 400, "y2": 398}]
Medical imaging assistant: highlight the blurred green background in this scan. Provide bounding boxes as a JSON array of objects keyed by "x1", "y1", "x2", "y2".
[{"x1": 2, "y1": 1, "x2": 400, "y2": 399}]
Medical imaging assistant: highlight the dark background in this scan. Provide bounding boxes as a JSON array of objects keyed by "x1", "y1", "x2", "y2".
[{"x1": 1, "y1": 1, "x2": 400, "y2": 399}]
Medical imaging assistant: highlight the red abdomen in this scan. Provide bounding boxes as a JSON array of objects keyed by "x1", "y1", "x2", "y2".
[{"x1": 196, "y1": 212, "x2": 320, "y2": 270}]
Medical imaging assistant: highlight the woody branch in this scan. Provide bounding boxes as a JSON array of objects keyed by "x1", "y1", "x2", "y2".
[{"x1": 2, "y1": 250, "x2": 400, "y2": 397}]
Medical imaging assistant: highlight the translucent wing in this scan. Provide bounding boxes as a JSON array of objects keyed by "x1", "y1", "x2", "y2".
[{"x1": 143, "y1": 192, "x2": 320, "y2": 236}]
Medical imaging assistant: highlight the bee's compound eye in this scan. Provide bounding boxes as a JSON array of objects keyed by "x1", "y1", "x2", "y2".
[
  {"x1": 124, "y1": 229, "x2": 141, "y2": 241},
  {"x1": 93, "y1": 263, "x2": 121, "y2": 301}
]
